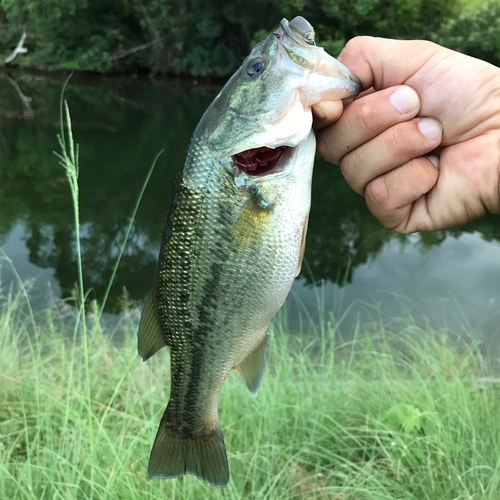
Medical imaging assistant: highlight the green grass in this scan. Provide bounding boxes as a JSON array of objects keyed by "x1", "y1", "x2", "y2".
[
  {"x1": 1, "y1": 90, "x2": 499, "y2": 500},
  {"x1": 0, "y1": 284, "x2": 499, "y2": 500}
]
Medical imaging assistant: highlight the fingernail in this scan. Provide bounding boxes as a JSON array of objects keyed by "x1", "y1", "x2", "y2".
[
  {"x1": 426, "y1": 154, "x2": 440, "y2": 169},
  {"x1": 418, "y1": 118, "x2": 442, "y2": 141},
  {"x1": 390, "y1": 87, "x2": 419, "y2": 114}
]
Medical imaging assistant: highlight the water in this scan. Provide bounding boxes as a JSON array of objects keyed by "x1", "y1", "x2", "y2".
[{"x1": 1, "y1": 72, "x2": 499, "y2": 345}]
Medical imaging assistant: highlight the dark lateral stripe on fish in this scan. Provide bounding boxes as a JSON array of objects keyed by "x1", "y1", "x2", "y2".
[
  {"x1": 180, "y1": 197, "x2": 235, "y2": 426},
  {"x1": 160, "y1": 187, "x2": 200, "y2": 426},
  {"x1": 182, "y1": 262, "x2": 224, "y2": 425}
]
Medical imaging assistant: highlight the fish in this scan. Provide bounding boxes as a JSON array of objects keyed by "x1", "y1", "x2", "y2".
[{"x1": 138, "y1": 16, "x2": 361, "y2": 488}]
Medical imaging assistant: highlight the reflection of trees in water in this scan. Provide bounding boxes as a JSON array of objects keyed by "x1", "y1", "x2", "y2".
[
  {"x1": 304, "y1": 159, "x2": 391, "y2": 285},
  {"x1": 0, "y1": 76, "x2": 216, "y2": 310},
  {"x1": 24, "y1": 222, "x2": 157, "y2": 307},
  {"x1": 305, "y1": 160, "x2": 499, "y2": 286},
  {"x1": 447, "y1": 217, "x2": 500, "y2": 244},
  {"x1": 1, "y1": 76, "x2": 499, "y2": 309}
]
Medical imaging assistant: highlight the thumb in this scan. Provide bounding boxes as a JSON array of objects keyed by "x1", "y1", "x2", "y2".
[{"x1": 337, "y1": 37, "x2": 443, "y2": 92}]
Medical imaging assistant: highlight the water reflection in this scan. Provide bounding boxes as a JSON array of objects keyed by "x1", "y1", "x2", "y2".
[{"x1": 0, "y1": 72, "x2": 499, "y2": 343}]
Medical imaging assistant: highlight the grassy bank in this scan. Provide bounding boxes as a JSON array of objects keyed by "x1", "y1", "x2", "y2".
[{"x1": 0, "y1": 285, "x2": 499, "y2": 500}]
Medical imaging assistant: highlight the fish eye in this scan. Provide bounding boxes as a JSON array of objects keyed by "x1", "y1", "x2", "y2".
[{"x1": 247, "y1": 57, "x2": 266, "y2": 77}]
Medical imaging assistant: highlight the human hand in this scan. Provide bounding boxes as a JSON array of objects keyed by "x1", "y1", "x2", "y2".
[{"x1": 313, "y1": 37, "x2": 500, "y2": 233}]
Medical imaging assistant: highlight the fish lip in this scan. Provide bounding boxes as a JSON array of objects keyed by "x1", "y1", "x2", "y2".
[
  {"x1": 275, "y1": 17, "x2": 315, "y2": 46},
  {"x1": 210, "y1": 17, "x2": 362, "y2": 164},
  {"x1": 210, "y1": 120, "x2": 309, "y2": 162},
  {"x1": 350, "y1": 73, "x2": 362, "y2": 88}
]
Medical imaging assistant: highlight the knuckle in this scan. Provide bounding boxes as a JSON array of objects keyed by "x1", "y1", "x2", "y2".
[
  {"x1": 341, "y1": 36, "x2": 371, "y2": 61},
  {"x1": 316, "y1": 131, "x2": 338, "y2": 164},
  {"x1": 391, "y1": 218, "x2": 415, "y2": 234},
  {"x1": 366, "y1": 179, "x2": 413, "y2": 234},
  {"x1": 355, "y1": 101, "x2": 381, "y2": 134},
  {"x1": 339, "y1": 151, "x2": 359, "y2": 189},
  {"x1": 421, "y1": 40, "x2": 444, "y2": 53},
  {"x1": 385, "y1": 125, "x2": 407, "y2": 156},
  {"x1": 366, "y1": 177, "x2": 390, "y2": 208},
  {"x1": 406, "y1": 157, "x2": 424, "y2": 174},
  {"x1": 339, "y1": 157, "x2": 352, "y2": 185},
  {"x1": 340, "y1": 149, "x2": 367, "y2": 194},
  {"x1": 384, "y1": 217, "x2": 413, "y2": 235}
]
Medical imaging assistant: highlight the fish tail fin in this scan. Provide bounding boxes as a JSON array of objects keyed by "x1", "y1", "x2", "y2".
[{"x1": 148, "y1": 407, "x2": 229, "y2": 488}]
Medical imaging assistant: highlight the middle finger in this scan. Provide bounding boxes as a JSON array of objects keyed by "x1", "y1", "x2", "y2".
[{"x1": 340, "y1": 117, "x2": 443, "y2": 195}]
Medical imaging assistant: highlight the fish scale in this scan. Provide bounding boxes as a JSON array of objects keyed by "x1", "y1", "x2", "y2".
[
  {"x1": 143, "y1": 131, "x2": 315, "y2": 486},
  {"x1": 137, "y1": 15, "x2": 361, "y2": 488}
]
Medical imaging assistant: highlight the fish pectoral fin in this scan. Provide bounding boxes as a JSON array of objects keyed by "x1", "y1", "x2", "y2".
[
  {"x1": 234, "y1": 329, "x2": 268, "y2": 397},
  {"x1": 295, "y1": 214, "x2": 309, "y2": 277},
  {"x1": 138, "y1": 286, "x2": 167, "y2": 361},
  {"x1": 148, "y1": 406, "x2": 229, "y2": 488}
]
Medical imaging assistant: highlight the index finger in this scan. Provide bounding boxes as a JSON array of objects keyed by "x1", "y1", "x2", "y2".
[
  {"x1": 317, "y1": 85, "x2": 421, "y2": 166},
  {"x1": 312, "y1": 100, "x2": 344, "y2": 130}
]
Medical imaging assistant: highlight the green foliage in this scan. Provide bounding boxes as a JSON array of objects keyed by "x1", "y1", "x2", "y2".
[
  {"x1": 1, "y1": 286, "x2": 499, "y2": 499},
  {"x1": 0, "y1": 0, "x2": 494, "y2": 76},
  {"x1": 1, "y1": 0, "x2": 133, "y2": 72},
  {"x1": 435, "y1": 2, "x2": 500, "y2": 67},
  {"x1": 313, "y1": 0, "x2": 463, "y2": 57}
]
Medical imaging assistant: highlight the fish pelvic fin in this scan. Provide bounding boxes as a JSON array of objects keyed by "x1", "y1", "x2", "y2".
[
  {"x1": 138, "y1": 286, "x2": 167, "y2": 361},
  {"x1": 235, "y1": 329, "x2": 268, "y2": 397},
  {"x1": 148, "y1": 408, "x2": 229, "y2": 488},
  {"x1": 295, "y1": 214, "x2": 309, "y2": 277}
]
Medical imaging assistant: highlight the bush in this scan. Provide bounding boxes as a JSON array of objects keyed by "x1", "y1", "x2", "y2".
[
  {"x1": 435, "y1": 2, "x2": 500, "y2": 67},
  {"x1": 1, "y1": 0, "x2": 489, "y2": 77}
]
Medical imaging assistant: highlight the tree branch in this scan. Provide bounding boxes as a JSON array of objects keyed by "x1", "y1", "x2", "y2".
[
  {"x1": 112, "y1": 40, "x2": 158, "y2": 60},
  {"x1": 2, "y1": 74, "x2": 34, "y2": 118},
  {"x1": 5, "y1": 30, "x2": 27, "y2": 64}
]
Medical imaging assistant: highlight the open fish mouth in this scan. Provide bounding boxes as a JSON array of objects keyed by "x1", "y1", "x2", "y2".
[{"x1": 232, "y1": 145, "x2": 294, "y2": 177}]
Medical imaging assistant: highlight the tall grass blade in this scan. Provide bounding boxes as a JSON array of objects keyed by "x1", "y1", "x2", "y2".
[{"x1": 98, "y1": 149, "x2": 164, "y2": 317}]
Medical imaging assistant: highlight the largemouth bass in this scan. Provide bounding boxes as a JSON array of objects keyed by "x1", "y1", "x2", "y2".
[{"x1": 138, "y1": 16, "x2": 361, "y2": 487}]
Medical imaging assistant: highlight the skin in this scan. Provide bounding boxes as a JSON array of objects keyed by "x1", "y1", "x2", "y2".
[{"x1": 313, "y1": 36, "x2": 500, "y2": 233}]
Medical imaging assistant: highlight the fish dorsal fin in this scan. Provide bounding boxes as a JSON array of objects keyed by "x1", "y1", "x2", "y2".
[
  {"x1": 138, "y1": 286, "x2": 167, "y2": 361},
  {"x1": 234, "y1": 330, "x2": 268, "y2": 397}
]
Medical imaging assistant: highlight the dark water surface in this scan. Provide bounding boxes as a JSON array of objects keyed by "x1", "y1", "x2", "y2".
[{"x1": 1, "y1": 72, "x2": 499, "y2": 345}]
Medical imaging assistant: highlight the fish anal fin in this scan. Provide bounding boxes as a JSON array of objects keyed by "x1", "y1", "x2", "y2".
[
  {"x1": 295, "y1": 214, "x2": 309, "y2": 277},
  {"x1": 148, "y1": 407, "x2": 229, "y2": 488},
  {"x1": 235, "y1": 329, "x2": 268, "y2": 397},
  {"x1": 138, "y1": 286, "x2": 166, "y2": 361}
]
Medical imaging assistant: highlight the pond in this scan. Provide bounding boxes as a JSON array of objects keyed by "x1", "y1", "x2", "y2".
[{"x1": 1, "y1": 72, "x2": 499, "y2": 347}]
